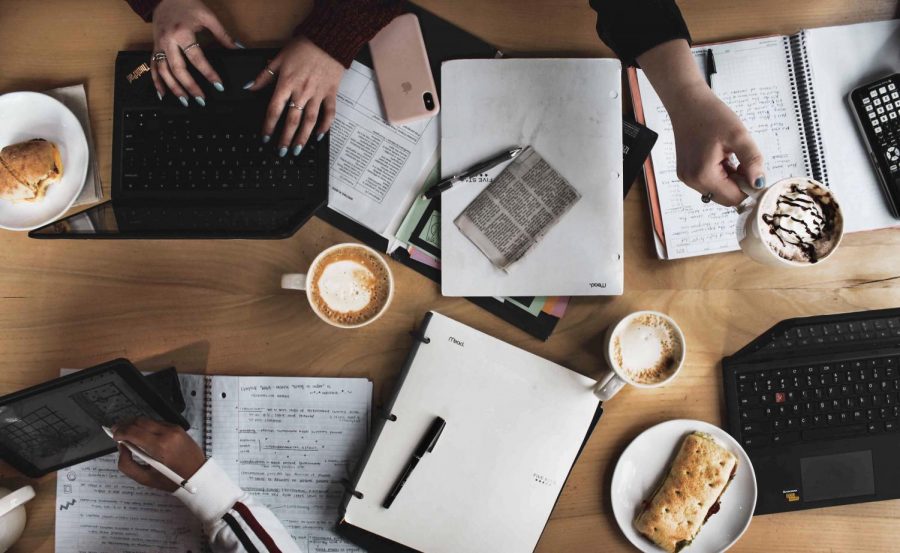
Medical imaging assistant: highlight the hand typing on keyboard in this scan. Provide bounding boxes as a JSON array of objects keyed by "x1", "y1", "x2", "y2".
[
  {"x1": 147, "y1": 0, "x2": 243, "y2": 107},
  {"x1": 243, "y1": 36, "x2": 344, "y2": 158}
]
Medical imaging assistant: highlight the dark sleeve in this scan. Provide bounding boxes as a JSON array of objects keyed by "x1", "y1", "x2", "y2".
[
  {"x1": 295, "y1": 0, "x2": 406, "y2": 68},
  {"x1": 125, "y1": 0, "x2": 161, "y2": 22},
  {"x1": 589, "y1": 0, "x2": 692, "y2": 66}
]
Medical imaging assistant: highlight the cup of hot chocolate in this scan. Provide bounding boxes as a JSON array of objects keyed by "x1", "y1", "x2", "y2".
[
  {"x1": 737, "y1": 177, "x2": 843, "y2": 267},
  {"x1": 281, "y1": 243, "x2": 394, "y2": 328},
  {"x1": 593, "y1": 311, "x2": 686, "y2": 401}
]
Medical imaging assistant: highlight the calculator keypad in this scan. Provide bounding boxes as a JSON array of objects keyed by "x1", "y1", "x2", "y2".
[{"x1": 861, "y1": 80, "x2": 900, "y2": 174}]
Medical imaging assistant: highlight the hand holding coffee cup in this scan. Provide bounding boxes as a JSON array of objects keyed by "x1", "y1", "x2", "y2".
[
  {"x1": 737, "y1": 177, "x2": 844, "y2": 267},
  {"x1": 282, "y1": 243, "x2": 394, "y2": 329},
  {"x1": 593, "y1": 311, "x2": 686, "y2": 401}
]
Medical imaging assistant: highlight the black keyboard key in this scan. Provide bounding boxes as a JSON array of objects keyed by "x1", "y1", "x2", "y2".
[
  {"x1": 742, "y1": 422, "x2": 769, "y2": 435},
  {"x1": 743, "y1": 435, "x2": 771, "y2": 448},
  {"x1": 773, "y1": 432, "x2": 800, "y2": 445},
  {"x1": 802, "y1": 424, "x2": 866, "y2": 442},
  {"x1": 886, "y1": 420, "x2": 898, "y2": 432}
]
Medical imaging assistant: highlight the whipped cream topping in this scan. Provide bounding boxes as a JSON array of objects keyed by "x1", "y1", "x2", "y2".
[{"x1": 761, "y1": 180, "x2": 840, "y2": 264}]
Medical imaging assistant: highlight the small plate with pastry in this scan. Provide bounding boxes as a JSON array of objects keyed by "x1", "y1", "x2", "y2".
[
  {"x1": 611, "y1": 419, "x2": 757, "y2": 553},
  {"x1": 0, "y1": 91, "x2": 88, "y2": 230}
]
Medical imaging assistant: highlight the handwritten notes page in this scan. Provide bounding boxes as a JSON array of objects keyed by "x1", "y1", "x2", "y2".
[
  {"x1": 209, "y1": 377, "x2": 372, "y2": 553},
  {"x1": 637, "y1": 37, "x2": 807, "y2": 259},
  {"x1": 329, "y1": 61, "x2": 440, "y2": 237},
  {"x1": 55, "y1": 374, "x2": 206, "y2": 553}
]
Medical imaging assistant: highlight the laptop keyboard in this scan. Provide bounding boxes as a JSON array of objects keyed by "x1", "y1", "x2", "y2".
[
  {"x1": 120, "y1": 109, "x2": 320, "y2": 197},
  {"x1": 737, "y1": 355, "x2": 900, "y2": 448}
]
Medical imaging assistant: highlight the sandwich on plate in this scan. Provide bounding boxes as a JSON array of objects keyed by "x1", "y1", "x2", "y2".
[{"x1": 634, "y1": 432, "x2": 738, "y2": 553}]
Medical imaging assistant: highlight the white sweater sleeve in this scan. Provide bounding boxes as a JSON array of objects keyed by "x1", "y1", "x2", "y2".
[{"x1": 173, "y1": 459, "x2": 303, "y2": 553}]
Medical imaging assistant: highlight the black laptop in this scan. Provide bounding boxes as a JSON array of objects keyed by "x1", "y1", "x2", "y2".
[
  {"x1": 29, "y1": 49, "x2": 328, "y2": 239},
  {"x1": 723, "y1": 308, "x2": 900, "y2": 515}
]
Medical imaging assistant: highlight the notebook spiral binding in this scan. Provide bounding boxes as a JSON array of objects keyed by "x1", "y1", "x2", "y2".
[
  {"x1": 201, "y1": 376, "x2": 213, "y2": 553},
  {"x1": 409, "y1": 329, "x2": 431, "y2": 344},
  {"x1": 786, "y1": 32, "x2": 829, "y2": 185}
]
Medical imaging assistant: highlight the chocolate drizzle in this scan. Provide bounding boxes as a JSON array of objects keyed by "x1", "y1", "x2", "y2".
[{"x1": 761, "y1": 181, "x2": 838, "y2": 263}]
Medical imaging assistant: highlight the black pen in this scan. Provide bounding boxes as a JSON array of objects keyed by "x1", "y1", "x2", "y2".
[
  {"x1": 382, "y1": 416, "x2": 446, "y2": 509},
  {"x1": 422, "y1": 147, "x2": 524, "y2": 200},
  {"x1": 705, "y1": 48, "x2": 718, "y2": 91}
]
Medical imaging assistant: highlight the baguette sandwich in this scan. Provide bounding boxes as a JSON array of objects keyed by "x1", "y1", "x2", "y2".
[
  {"x1": 634, "y1": 432, "x2": 738, "y2": 553},
  {"x1": 0, "y1": 138, "x2": 63, "y2": 202}
]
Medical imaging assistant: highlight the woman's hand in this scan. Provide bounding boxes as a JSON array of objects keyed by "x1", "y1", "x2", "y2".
[
  {"x1": 114, "y1": 418, "x2": 206, "y2": 493},
  {"x1": 244, "y1": 36, "x2": 345, "y2": 157},
  {"x1": 667, "y1": 82, "x2": 765, "y2": 206},
  {"x1": 637, "y1": 40, "x2": 766, "y2": 207},
  {"x1": 150, "y1": 0, "x2": 242, "y2": 107}
]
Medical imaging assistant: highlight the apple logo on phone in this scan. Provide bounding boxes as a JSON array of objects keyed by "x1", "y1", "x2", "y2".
[{"x1": 401, "y1": 82, "x2": 412, "y2": 94}]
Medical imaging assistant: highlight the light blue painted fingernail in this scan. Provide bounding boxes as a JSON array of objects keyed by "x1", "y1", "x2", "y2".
[
  {"x1": 194, "y1": 96, "x2": 206, "y2": 107},
  {"x1": 157, "y1": 90, "x2": 163, "y2": 101},
  {"x1": 234, "y1": 41, "x2": 246, "y2": 49},
  {"x1": 292, "y1": 145, "x2": 303, "y2": 156},
  {"x1": 278, "y1": 147, "x2": 288, "y2": 158},
  {"x1": 178, "y1": 96, "x2": 189, "y2": 108},
  {"x1": 213, "y1": 82, "x2": 224, "y2": 92},
  {"x1": 316, "y1": 133, "x2": 325, "y2": 142},
  {"x1": 754, "y1": 176, "x2": 767, "y2": 189},
  {"x1": 242, "y1": 80, "x2": 255, "y2": 90},
  {"x1": 262, "y1": 135, "x2": 271, "y2": 144}
]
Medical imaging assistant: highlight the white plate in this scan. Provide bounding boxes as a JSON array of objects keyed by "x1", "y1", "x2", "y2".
[
  {"x1": 0, "y1": 92, "x2": 89, "y2": 231},
  {"x1": 611, "y1": 419, "x2": 757, "y2": 553}
]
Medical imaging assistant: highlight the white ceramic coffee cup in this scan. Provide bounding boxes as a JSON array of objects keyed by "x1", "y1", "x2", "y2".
[
  {"x1": 593, "y1": 311, "x2": 686, "y2": 401},
  {"x1": 0, "y1": 486, "x2": 34, "y2": 552},
  {"x1": 281, "y1": 243, "x2": 394, "y2": 329},
  {"x1": 736, "y1": 176, "x2": 844, "y2": 268}
]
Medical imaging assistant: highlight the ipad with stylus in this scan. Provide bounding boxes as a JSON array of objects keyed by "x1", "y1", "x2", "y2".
[{"x1": 0, "y1": 358, "x2": 188, "y2": 477}]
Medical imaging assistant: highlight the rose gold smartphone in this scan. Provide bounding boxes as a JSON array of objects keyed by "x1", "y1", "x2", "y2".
[{"x1": 369, "y1": 13, "x2": 440, "y2": 125}]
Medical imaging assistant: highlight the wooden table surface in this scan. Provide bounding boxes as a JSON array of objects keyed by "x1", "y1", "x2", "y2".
[{"x1": 2, "y1": 1, "x2": 899, "y2": 551}]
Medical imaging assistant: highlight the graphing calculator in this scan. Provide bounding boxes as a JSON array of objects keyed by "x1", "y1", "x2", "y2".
[{"x1": 850, "y1": 73, "x2": 900, "y2": 218}]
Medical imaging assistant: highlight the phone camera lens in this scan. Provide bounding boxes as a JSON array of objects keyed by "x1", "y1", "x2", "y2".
[{"x1": 423, "y1": 92, "x2": 435, "y2": 111}]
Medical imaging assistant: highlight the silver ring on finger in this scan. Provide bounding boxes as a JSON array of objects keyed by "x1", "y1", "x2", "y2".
[
  {"x1": 700, "y1": 192, "x2": 714, "y2": 204},
  {"x1": 182, "y1": 42, "x2": 200, "y2": 53},
  {"x1": 287, "y1": 101, "x2": 305, "y2": 112},
  {"x1": 151, "y1": 52, "x2": 167, "y2": 63},
  {"x1": 265, "y1": 67, "x2": 277, "y2": 78}
]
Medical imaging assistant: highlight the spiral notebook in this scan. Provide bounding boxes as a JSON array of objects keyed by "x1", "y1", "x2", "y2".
[
  {"x1": 55, "y1": 373, "x2": 372, "y2": 553},
  {"x1": 630, "y1": 19, "x2": 900, "y2": 259},
  {"x1": 336, "y1": 311, "x2": 603, "y2": 553}
]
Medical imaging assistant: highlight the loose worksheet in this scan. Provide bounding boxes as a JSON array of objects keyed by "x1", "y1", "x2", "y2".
[
  {"x1": 637, "y1": 37, "x2": 807, "y2": 259},
  {"x1": 329, "y1": 61, "x2": 439, "y2": 236},
  {"x1": 209, "y1": 376, "x2": 372, "y2": 553},
  {"x1": 55, "y1": 374, "x2": 205, "y2": 553}
]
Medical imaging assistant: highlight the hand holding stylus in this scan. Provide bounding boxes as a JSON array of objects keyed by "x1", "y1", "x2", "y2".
[{"x1": 108, "y1": 418, "x2": 205, "y2": 494}]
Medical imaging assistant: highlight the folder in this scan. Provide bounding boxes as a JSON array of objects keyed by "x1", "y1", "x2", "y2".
[{"x1": 336, "y1": 311, "x2": 604, "y2": 552}]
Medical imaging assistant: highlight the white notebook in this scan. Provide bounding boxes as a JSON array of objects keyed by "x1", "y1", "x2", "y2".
[
  {"x1": 631, "y1": 19, "x2": 900, "y2": 260},
  {"x1": 55, "y1": 373, "x2": 372, "y2": 553},
  {"x1": 441, "y1": 59, "x2": 624, "y2": 296},
  {"x1": 338, "y1": 311, "x2": 602, "y2": 553}
]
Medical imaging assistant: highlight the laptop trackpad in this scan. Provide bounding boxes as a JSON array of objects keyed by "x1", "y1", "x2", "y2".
[{"x1": 800, "y1": 450, "x2": 875, "y2": 502}]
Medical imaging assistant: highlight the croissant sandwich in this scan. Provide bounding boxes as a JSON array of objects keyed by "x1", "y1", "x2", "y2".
[
  {"x1": 634, "y1": 432, "x2": 738, "y2": 553},
  {"x1": 0, "y1": 139, "x2": 63, "y2": 202}
]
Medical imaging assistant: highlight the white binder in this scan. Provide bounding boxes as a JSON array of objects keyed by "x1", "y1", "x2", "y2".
[{"x1": 337, "y1": 311, "x2": 603, "y2": 552}]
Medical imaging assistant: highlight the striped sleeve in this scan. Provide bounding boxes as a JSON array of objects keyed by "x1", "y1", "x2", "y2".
[{"x1": 173, "y1": 459, "x2": 302, "y2": 553}]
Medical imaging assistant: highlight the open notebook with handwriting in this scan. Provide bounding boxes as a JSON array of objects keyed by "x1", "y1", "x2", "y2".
[
  {"x1": 630, "y1": 19, "x2": 900, "y2": 260},
  {"x1": 336, "y1": 311, "x2": 604, "y2": 553},
  {"x1": 55, "y1": 373, "x2": 372, "y2": 553}
]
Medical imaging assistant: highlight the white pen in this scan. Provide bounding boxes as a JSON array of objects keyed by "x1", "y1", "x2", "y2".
[{"x1": 102, "y1": 426, "x2": 197, "y2": 494}]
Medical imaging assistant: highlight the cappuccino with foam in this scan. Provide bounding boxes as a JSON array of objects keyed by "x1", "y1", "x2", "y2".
[
  {"x1": 281, "y1": 243, "x2": 394, "y2": 328},
  {"x1": 612, "y1": 313, "x2": 683, "y2": 385},
  {"x1": 310, "y1": 247, "x2": 391, "y2": 326}
]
